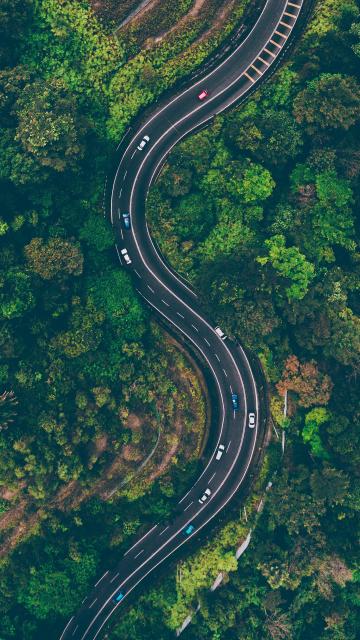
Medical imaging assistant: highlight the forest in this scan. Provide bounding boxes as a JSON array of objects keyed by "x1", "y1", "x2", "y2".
[{"x1": 0, "y1": 0, "x2": 359, "y2": 639}]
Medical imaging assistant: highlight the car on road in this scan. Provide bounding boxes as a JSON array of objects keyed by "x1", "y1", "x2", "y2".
[
  {"x1": 113, "y1": 591, "x2": 125, "y2": 604},
  {"x1": 215, "y1": 326, "x2": 227, "y2": 340},
  {"x1": 137, "y1": 134, "x2": 150, "y2": 150},
  {"x1": 199, "y1": 488, "x2": 211, "y2": 504},
  {"x1": 216, "y1": 444, "x2": 225, "y2": 460},
  {"x1": 198, "y1": 89, "x2": 209, "y2": 101},
  {"x1": 120, "y1": 248, "x2": 132, "y2": 265},
  {"x1": 122, "y1": 212, "x2": 131, "y2": 229},
  {"x1": 183, "y1": 524, "x2": 195, "y2": 535},
  {"x1": 248, "y1": 412, "x2": 256, "y2": 428},
  {"x1": 231, "y1": 393, "x2": 239, "y2": 411}
]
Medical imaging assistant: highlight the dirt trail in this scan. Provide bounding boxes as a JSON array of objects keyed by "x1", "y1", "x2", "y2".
[{"x1": 152, "y1": 0, "x2": 208, "y2": 44}]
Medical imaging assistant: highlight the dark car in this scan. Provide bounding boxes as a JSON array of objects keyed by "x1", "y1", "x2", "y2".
[
  {"x1": 231, "y1": 393, "x2": 239, "y2": 411},
  {"x1": 122, "y1": 212, "x2": 131, "y2": 229}
]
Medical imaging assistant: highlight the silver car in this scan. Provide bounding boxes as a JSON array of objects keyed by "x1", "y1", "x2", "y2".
[
  {"x1": 248, "y1": 413, "x2": 256, "y2": 428},
  {"x1": 216, "y1": 444, "x2": 225, "y2": 460},
  {"x1": 199, "y1": 488, "x2": 211, "y2": 504},
  {"x1": 137, "y1": 134, "x2": 150, "y2": 151},
  {"x1": 120, "y1": 248, "x2": 132, "y2": 265},
  {"x1": 215, "y1": 326, "x2": 227, "y2": 340}
]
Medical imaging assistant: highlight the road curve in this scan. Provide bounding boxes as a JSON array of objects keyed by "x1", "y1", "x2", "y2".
[{"x1": 60, "y1": 1, "x2": 305, "y2": 638}]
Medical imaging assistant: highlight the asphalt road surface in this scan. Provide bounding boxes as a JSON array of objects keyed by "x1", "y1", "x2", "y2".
[{"x1": 60, "y1": 1, "x2": 305, "y2": 638}]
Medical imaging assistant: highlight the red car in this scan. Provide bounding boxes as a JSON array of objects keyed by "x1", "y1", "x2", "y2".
[{"x1": 198, "y1": 89, "x2": 209, "y2": 101}]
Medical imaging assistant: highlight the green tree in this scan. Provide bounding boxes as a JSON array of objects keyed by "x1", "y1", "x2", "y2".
[
  {"x1": 0, "y1": 269, "x2": 34, "y2": 319},
  {"x1": 53, "y1": 298, "x2": 104, "y2": 358},
  {"x1": 310, "y1": 466, "x2": 349, "y2": 505},
  {"x1": 15, "y1": 78, "x2": 87, "y2": 172},
  {"x1": 293, "y1": 73, "x2": 360, "y2": 132},
  {"x1": 89, "y1": 270, "x2": 145, "y2": 341},
  {"x1": 239, "y1": 110, "x2": 303, "y2": 165},
  {"x1": 79, "y1": 215, "x2": 114, "y2": 252},
  {"x1": 258, "y1": 235, "x2": 315, "y2": 300},
  {"x1": 303, "y1": 407, "x2": 331, "y2": 458},
  {"x1": 0, "y1": 0, "x2": 32, "y2": 66},
  {"x1": 25, "y1": 237, "x2": 84, "y2": 280}
]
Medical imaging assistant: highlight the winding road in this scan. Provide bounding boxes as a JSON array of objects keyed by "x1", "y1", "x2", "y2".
[{"x1": 60, "y1": 1, "x2": 306, "y2": 638}]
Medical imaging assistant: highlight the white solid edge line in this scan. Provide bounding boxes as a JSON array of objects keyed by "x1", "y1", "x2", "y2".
[
  {"x1": 72, "y1": 0, "x2": 301, "y2": 635},
  {"x1": 93, "y1": 407, "x2": 259, "y2": 640},
  {"x1": 144, "y1": 219, "x2": 197, "y2": 298},
  {"x1": 109, "y1": 0, "x2": 274, "y2": 200},
  {"x1": 59, "y1": 616, "x2": 74, "y2": 640},
  {"x1": 79, "y1": 294, "x2": 229, "y2": 640},
  {"x1": 111, "y1": 0, "x2": 294, "y2": 224},
  {"x1": 109, "y1": 0, "x2": 284, "y2": 292},
  {"x1": 123, "y1": 524, "x2": 159, "y2": 557},
  {"x1": 130, "y1": 141, "x2": 248, "y2": 405},
  {"x1": 90, "y1": 346, "x2": 256, "y2": 640},
  {"x1": 126, "y1": 0, "x2": 293, "y2": 324}
]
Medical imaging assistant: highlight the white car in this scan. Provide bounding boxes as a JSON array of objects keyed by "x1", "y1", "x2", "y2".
[
  {"x1": 137, "y1": 134, "x2": 150, "y2": 151},
  {"x1": 199, "y1": 488, "x2": 211, "y2": 504},
  {"x1": 120, "y1": 248, "x2": 132, "y2": 265},
  {"x1": 216, "y1": 444, "x2": 225, "y2": 460},
  {"x1": 215, "y1": 326, "x2": 227, "y2": 340},
  {"x1": 248, "y1": 412, "x2": 256, "y2": 428}
]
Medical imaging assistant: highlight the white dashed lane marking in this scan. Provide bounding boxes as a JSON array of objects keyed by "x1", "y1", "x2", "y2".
[{"x1": 94, "y1": 571, "x2": 109, "y2": 588}]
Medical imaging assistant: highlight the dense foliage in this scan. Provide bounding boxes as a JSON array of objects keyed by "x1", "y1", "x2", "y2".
[
  {"x1": 132, "y1": 0, "x2": 359, "y2": 637},
  {"x1": 0, "y1": 0, "x2": 359, "y2": 639},
  {"x1": 0, "y1": 1, "x2": 211, "y2": 637}
]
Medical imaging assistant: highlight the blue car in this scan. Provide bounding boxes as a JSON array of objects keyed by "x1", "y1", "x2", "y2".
[
  {"x1": 231, "y1": 393, "x2": 239, "y2": 411},
  {"x1": 122, "y1": 212, "x2": 131, "y2": 229},
  {"x1": 113, "y1": 591, "x2": 125, "y2": 604},
  {"x1": 183, "y1": 524, "x2": 195, "y2": 536}
]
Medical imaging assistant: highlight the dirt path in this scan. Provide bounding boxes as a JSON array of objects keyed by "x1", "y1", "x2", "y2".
[{"x1": 152, "y1": 0, "x2": 208, "y2": 44}]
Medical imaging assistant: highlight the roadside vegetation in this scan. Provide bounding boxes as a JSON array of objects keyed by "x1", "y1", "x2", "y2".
[
  {"x1": 0, "y1": 1, "x2": 213, "y2": 637},
  {"x1": 133, "y1": 0, "x2": 359, "y2": 638},
  {"x1": 0, "y1": 0, "x2": 359, "y2": 639}
]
